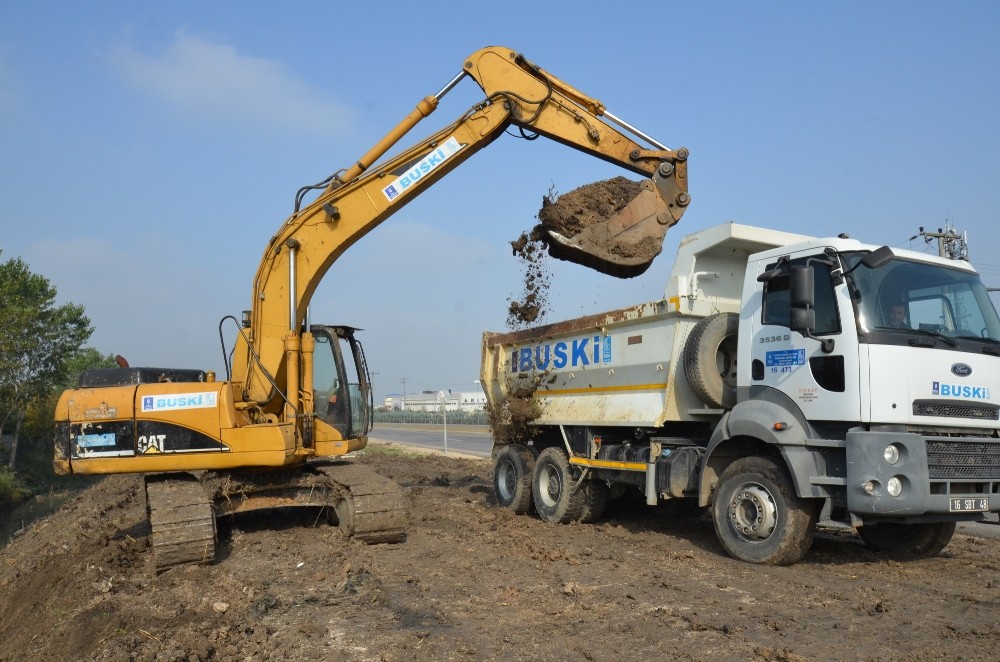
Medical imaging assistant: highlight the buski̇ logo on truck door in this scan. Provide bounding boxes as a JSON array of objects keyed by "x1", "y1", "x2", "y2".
[
  {"x1": 511, "y1": 336, "x2": 612, "y2": 373},
  {"x1": 932, "y1": 381, "x2": 991, "y2": 399}
]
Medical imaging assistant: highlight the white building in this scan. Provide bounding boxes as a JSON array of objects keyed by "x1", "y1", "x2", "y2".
[{"x1": 385, "y1": 389, "x2": 486, "y2": 413}]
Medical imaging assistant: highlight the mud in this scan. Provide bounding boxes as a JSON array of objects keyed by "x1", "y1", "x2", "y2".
[
  {"x1": 537, "y1": 176, "x2": 644, "y2": 241},
  {"x1": 507, "y1": 178, "x2": 650, "y2": 328},
  {"x1": 3, "y1": 447, "x2": 1000, "y2": 661},
  {"x1": 485, "y1": 373, "x2": 545, "y2": 448},
  {"x1": 507, "y1": 177, "x2": 661, "y2": 328}
]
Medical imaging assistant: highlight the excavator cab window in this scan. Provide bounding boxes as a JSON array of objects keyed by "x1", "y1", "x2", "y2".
[{"x1": 311, "y1": 326, "x2": 372, "y2": 438}]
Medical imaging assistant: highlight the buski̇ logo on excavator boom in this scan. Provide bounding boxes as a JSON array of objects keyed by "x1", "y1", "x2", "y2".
[
  {"x1": 511, "y1": 336, "x2": 612, "y2": 373},
  {"x1": 382, "y1": 136, "x2": 463, "y2": 201}
]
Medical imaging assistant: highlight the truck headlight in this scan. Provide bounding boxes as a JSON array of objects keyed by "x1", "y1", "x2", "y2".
[
  {"x1": 883, "y1": 444, "x2": 900, "y2": 465},
  {"x1": 887, "y1": 476, "x2": 903, "y2": 497}
]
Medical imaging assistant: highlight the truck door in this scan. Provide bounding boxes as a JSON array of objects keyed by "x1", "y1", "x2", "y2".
[{"x1": 749, "y1": 250, "x2": 863, "y2": 422}]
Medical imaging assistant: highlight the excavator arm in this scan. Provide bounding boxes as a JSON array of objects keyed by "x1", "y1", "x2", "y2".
[{"x1": 232, "y1": 46, "x2": 690, "y2": 412}]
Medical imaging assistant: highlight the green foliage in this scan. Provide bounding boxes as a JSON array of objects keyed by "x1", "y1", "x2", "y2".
[
  {"x1": 0, "y1": 466, "x2": 28, "y2": 503},
  {"x1": 373, "y1": 410, "x2": 488, "y2": 426},
  {"x1": 0, "y1": 256, "x2": 93, "y2": 402},
  {"x1": 0, "y1": 253, "x2": 98, "y2": 470},
  {"x1": 22, "y1": 347, "x2": 118, "y2": 439}
]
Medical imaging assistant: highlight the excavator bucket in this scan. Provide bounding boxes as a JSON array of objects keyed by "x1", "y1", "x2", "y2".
[{"x1": 541, "y1": 170, "x2": 690, "y2": 278}]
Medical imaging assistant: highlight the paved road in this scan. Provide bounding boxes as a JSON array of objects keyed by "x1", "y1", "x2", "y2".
[{"x1": 369, "y1": 425, "x2": 492, "y2": 458}]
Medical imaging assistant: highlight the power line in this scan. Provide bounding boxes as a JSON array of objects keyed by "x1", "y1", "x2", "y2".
[{"x1": 910, "y1": 223, "x2": 969, "y2": 261}]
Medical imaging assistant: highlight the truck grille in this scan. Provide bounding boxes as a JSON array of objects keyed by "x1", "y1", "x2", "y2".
[
  {"x1": 926, "y1": 439, "x2": 1000, "y2": 480},
  {"x1": 913, "y1": 401, "x2": 999, "y2": 420}
]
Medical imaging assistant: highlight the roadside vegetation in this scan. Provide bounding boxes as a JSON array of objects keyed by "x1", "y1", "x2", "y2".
[
  {"x1": 374, "y1": 410, "x2": 488, "y2": 426},
  {"x1": 0, "y1": 253, "x2": 115, "y2": 507}
]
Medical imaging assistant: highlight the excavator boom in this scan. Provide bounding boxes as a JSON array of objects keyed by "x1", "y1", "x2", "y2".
[
  {"x1": 235, "y1": 46, "x2": 689, "y2": 405},
  {"x1": 53, "y1": 46, "x2": 691, "y2": 570}
]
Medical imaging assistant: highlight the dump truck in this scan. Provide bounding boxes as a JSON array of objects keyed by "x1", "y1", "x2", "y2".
[
  {"x1": 53, "y1": 46, "x2": 690, "y2": 571},
  {"x1": 482, "y1": 221, "x2": 1000, "y2": 565}
]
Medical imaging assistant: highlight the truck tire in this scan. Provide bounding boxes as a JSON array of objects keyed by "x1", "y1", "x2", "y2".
[
  {"x1": 578, "y1": 480, "x2": 610, "y2": 523},
  {"x1": 532, "y1": 447, "x2": 586, "y2": 524},
  {"x1": 712, "y1": 456, "x2": 819, "y2": 565},
  {"x1": 857, "y1": 522, "x2": 956, "y2": 558},
  {"x1": 493, "y1": 444, "x2": 536, "y2": 514},
  {"x1": 683, "y1": 313, "x2": 739, "y2": 409}
]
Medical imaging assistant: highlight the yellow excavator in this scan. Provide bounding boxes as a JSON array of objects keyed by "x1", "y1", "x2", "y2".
[{"x1": 53, "y1": 46, "x2": 691, "y2": 570}]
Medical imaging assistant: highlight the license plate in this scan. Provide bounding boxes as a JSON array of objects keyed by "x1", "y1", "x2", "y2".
[{"x1": 949, "y1": 497, "x2": 989, "y2": 512}]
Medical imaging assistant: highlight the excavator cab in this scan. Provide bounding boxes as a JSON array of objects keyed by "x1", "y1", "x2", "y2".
[{"x1": 312, "y1": 325, "x2": 372, "y2": 439}]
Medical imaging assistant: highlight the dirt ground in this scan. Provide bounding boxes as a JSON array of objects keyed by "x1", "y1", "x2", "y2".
[{"x1": 2, "y1": 445, "x2": 1000, "y2": 662}]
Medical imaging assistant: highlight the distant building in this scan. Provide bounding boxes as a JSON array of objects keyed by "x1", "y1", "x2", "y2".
[{"x1": 388, "y1": 388, "x2": 486, "y2": 413}]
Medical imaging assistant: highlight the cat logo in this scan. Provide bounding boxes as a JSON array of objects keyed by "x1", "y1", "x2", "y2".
[{"x1": 138, "y1": 434, "x2": 166, "y2": 454}]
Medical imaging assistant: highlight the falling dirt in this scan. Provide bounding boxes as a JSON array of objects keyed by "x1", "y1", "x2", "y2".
[
  {"x1": 485, "y1": 372, "x2": 545, "y2": 448},
  {"x1": 507, "y1": 225, "x2": 552, "y2": 328},
  {"x1": 3, "y1": 445, "x2": 1000, "y2": 661},
  {"x1": 506, "y1": 177, "x2": 660, "y2": 329}
]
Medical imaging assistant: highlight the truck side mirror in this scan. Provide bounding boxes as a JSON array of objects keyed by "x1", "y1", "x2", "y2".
[
  {"x1": 788, "y1": 265, "x2": 835, "y2": 353},
  {"x1": 861, "y1": 245, "x2": 894, "y2": 269},
  {"x1": 790, "y1": 307, "x2": 815, "y2": 334},
  {"x1": 790, "y1": 265, "x2": 814, "y2": 310},
  {"x1": 756, "y1": 256, "x2": 789, "y2": 283},
  {"x1": 789, "y1": 266, "x2": 816, "y2": 334}
]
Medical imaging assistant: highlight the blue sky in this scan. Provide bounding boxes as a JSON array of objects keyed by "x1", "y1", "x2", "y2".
[{"x1": 2, "y1": 2, "x2": 1000, "y2": 402}]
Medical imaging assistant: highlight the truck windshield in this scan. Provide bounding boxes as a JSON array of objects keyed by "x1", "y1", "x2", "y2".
[{"x1": 844, "y1": 252, "x2": 1000, "y2": 344}]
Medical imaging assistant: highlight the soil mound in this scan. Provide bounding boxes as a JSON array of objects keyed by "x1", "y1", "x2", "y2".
[{"x1": 3, "y1": 449, "x2": 1000, "y2": 661}]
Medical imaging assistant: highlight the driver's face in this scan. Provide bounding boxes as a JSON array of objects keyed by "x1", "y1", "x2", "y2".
[{"x1": 891, "y1": 306, "x2": 906, "y2": 323}]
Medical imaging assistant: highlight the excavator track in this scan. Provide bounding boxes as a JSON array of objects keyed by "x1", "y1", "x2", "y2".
[
  {"x1": 145, "y1": 473, "x2": 217, "y2": 573},
  {"x1": 314, "y1": 462, "x2": 408, "y2": 544},
  {"x1": 207, "y1": 461, "x2": 407, "y2": 545}
]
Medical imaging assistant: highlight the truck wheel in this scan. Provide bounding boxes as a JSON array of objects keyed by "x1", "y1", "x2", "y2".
[
  {"x1": 712, "y1": 456, "x2": 818, "y2": 565},
  {"x1": 683, "y1": 313, "x2": 739, "y2": 409},
  {"x1": 493, "y1": 444, "x2": 536, "y2": 514},
  {"x1": 578, "y1": 480, "x2": 610, "y2": 523},
  {"x1": 532, "y1": 447, "x2": 586, "y2": 524},
  {"x1": 857, "y1": 522, "x2": 956, "y2": 557}
]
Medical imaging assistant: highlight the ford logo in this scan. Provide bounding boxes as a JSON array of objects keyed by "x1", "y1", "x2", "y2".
[{"x1": 951, "y1": 363, "x2": 973, "y2": 377}]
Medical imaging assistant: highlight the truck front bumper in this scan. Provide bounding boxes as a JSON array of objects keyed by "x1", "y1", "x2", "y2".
[{"x1": 846, "y1": 430, "x2": 1000, "y2": 520}]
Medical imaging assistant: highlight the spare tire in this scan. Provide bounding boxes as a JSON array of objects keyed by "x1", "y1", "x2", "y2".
[{"x1": 683, "y1": 313, "x2": 739, "y2": 409}]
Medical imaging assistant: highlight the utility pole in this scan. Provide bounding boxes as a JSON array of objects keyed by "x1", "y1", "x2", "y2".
[
  {"x1": 438, "y1": 391, "x2": 449, "y2": 455},
  {"x1": 369, "y1": 372, "x2": 380, "y2": 409},
  {"x1": 911, "y1": 223, "x2": 969, "y2": 261},
  {"x1": 400, "y1": 377, "x2": 408, "y2": 411}
]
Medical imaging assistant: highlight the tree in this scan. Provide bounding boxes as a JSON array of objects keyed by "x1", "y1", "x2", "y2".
[
  {"x1": 0, "y1": 255, "x2": 93, "y2": 468},
  {"x1": 20, "y1": 349, "x2": 117, "y2": 448}
]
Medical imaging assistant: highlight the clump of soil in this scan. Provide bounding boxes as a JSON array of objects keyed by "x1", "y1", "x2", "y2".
[
  {"x1": 485, "y1": 373, "x2": 545, "y2": 447},
  {"x1": 506, "y1": 177, "x2": 658, "y2": 326},
  {"x1": 507, "y1": 224, "x2": 552, "y2": 328},
  {"x1": 537, "y1": 176, "x2": 643, "y2": 240}
]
